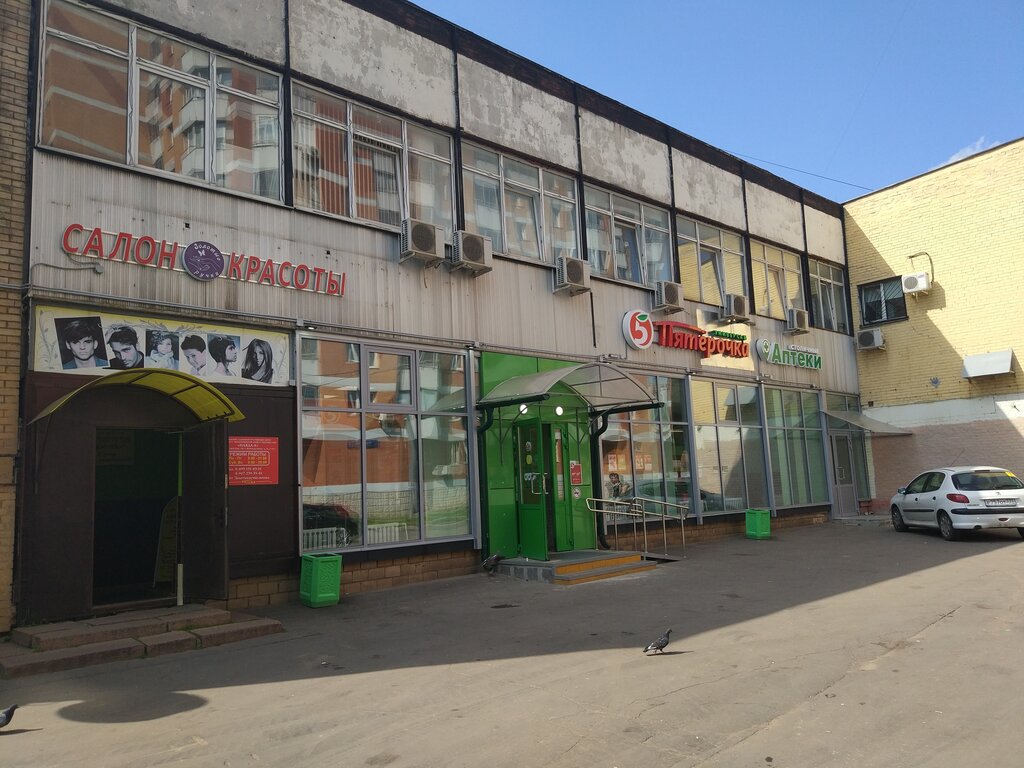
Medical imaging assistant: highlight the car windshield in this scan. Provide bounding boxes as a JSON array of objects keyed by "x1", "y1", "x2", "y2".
[{"x1": 952, "y1": 471, "x2": 1024, "y2": 491}]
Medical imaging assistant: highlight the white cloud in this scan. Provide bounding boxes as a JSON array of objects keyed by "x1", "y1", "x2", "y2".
[{"x1": 937, "y1": 136, "x2": 1000, "y2": 168}]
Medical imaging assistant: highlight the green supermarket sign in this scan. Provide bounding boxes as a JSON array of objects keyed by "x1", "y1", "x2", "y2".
[{"x1": 756, "y1": 339, "x2": 822, "y2": 370}]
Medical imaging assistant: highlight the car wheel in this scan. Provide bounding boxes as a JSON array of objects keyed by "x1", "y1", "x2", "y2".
[
  {"x1": 938, "y1": 511, "x2": 959, "y2": 541},
  {"x1": 1017, "y1": 528, "x2": 1024, "y2": 540},
  {"x1": 891, "y1": 506, "x2": 909, "y2": 532}
]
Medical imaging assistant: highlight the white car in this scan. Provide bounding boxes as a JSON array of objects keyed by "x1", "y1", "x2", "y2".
[{"x1": 890, "y1": 466, "x2": 1024, "y2": 541}]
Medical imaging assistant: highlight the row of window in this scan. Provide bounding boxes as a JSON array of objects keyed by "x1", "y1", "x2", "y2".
[{"x1": 41, "y1": 0, "x2": 867, "y2": 332}]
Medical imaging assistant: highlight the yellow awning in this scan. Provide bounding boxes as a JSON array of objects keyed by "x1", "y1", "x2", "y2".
[{"x1": 30, "y1": 369, "x2": 245, "y2": 424}]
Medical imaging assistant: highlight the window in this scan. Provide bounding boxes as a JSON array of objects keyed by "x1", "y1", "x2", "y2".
[
  {"x1": 40, "y1": 1, "x2": 282, "y2": 200},
  {"x1": 585, "y1": 187, "x2": 669, "y2": 286},
  {"x1": 858, "y1": 277, "x2": 907, "y2": 324},
  {"x1": 300, "y1": 339, "x2": 470, "y2": 553},
  {"x1": 676, "y1": 217, "x2": 745, "y2": 304},
  {"x1": 292, "y1": 85, "x2": 453, "y2": 235},
  {"x1": 765, "y1": 388, "x2": 828, "y2": 506},
  {"x1": 809, "y1": 260, "x2": 850, "y2": 333},
  {"x1": 751, "y1": 241, "x2": 804, "y2": 320},
  {"x1": 462, "y1": 143, "x2": 579, "y2": 263}
]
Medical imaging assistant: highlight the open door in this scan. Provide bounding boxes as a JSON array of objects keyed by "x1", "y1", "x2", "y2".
[
  {"x1": 181, "y1": 419, "x2": 229, "y2": 600},
  {"x1": 515, "y1": 419, "x2": 548, "y2": 559},
  {"x1": 831, "y1": 434, "x2": 858, "y2": 518}
]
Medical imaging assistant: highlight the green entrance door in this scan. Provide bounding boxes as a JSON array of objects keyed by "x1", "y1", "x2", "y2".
[{"x1": 515, "y1": 419, "x2": 548, "y2": 559}]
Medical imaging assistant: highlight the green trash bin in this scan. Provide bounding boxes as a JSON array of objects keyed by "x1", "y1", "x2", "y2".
[
  {"x1": 745, "y1": 508, "x2": 771, "y2": 540},
  {"x1": 299, "y1": 553, "x2": 342, "y2": 607}
]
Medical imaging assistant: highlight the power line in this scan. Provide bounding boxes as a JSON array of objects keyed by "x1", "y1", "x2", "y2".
[{"x1": 729, "y1": 151, "x2": 874, "y2": 192}]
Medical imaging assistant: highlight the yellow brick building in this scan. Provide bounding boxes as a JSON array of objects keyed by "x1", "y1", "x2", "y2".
[{"x1": 844, "y1": 138, "x2": 1024, "y2": 510}]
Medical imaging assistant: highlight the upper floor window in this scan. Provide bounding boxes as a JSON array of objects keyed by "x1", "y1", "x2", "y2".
[
  {"x1": 808, "y1": 260, "x2": 850, "y2": 333},
  {"x1": 462, "y1": 144, "x2": 578, "y2": 262},
  {"x1": 40, "y1": 0, "x2": 282, "y2": 201},
  {"x1": 676, "y1": 217, "x2": 745, "y2": 305},
  {"x1": 585, "y1": 188, "x2": 670, "y2": 286},
  {"x1": 292, "y1": 84, "x2": 453, "y2": 235},
  {"x1": 751, "y1": 241, "x2": 804, "y2": 320},
  {"x1": 858, "y1": 277, "x2": 907, "y2": 325}
]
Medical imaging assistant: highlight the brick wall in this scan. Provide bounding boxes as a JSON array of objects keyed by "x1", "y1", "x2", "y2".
[
  {"x1": 0, "y1": 0, "x2": 31, "y2": 634},
  {"x1": 845, "y1": 140, "x2": 1024, "y2": 408}
]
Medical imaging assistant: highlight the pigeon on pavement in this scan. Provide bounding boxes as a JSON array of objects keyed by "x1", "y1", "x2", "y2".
[
  {"x1": 643, "y1": 629, "x2": 672, "y2": 654},
  {"x1": 0, "y1": 704, "x2": 18, "y2": 729},
  {"x1": 482, "y1": 552, "x2": 505, "y2": 575}
]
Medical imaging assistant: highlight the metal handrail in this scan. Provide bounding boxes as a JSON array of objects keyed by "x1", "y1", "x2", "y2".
[{"x1": 585, "y1": 496, "x2": 689, "y2": 556}]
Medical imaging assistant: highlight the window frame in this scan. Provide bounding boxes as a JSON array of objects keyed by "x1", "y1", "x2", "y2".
[
  {"x1": 857, "y1": 277, "x2": 908, "y2": 325},
  {"x1": 584, "y1": 186, "x2": 670, "y2": 287},
  {"x1": 808, "y1": 259, "x2": 851, "y2": 333},
  {"x1": 751, "y1": 241, "x2": 805, "y2": 320},
  {"x1": 676, "y1": 216, "x2": 746, "y2": 305}
]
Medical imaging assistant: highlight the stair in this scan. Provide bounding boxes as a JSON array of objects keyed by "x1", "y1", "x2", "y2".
[
  {"x1": 496, "y1": 550, "x2": 658, "y2": 585},
  {"x1": 0, "y1": 604, "x2": 283, "y2": 679}
]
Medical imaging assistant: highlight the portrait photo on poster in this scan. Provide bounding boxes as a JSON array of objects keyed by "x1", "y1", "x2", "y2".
[
  {"x1": 208, "y1": 334, "x2": 241, "y2": 377},
  {"x1": 104, "y1": 324, "x2": 145, "y2": 369},
  {"x1": 54, "y1": 316, "x2": 107, "y2": 370},
  {"x1": 145, "y1": 330, "x2": 179, "y2": 370},
  {"x1": 180, "y1": 333, "x2": 209, "y2": 377},
  {"x1": 241, "y1": 338, "x2": 275, "y2": 383}
]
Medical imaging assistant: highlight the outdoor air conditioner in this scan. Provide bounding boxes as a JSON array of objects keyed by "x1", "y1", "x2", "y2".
[
  {"x1": 554, "y1": 255, "x2": 591, "y2": 295},
  {"x1": 786, "y1": 307, "x2": 810, "y2": 334},
  {"x1": 856, "y1": 328, "x2": 885, "y2": 350},
  {"x1": 400, "y1": 218, "x2": 444, "y2": 267},
  {"x1": 654, "y1": 281, "x2": 685, "y2": 313},
  {"x1": 901, "y1": 271, "x2": 931, "y2": 295},
  {"x1": 719, "y1": 293, "x2": 751, "y2": 323},
  {"x1": 450, "y1": 231, "x2": 493, "y2": 275}
]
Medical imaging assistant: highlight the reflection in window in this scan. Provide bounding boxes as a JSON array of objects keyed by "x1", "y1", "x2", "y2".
[
  {"x1": 422, "y1": 415, "x2": 470, "y2": 537},
  {"x1": 302, "y1": 411, "x2": 363, "y2": 549},
  {"x1": 366, "y1": 412, "x2": 418, "y2": 543},
  {"x1": 858, "y1": 277, "x2": 907, "y2": 324},
  {"x1": 676, "y1": 217, "x2": 745, "y2": 304},
  {"x1": 751, "y1": 241, "x2": 804, "y2": 319},
  {"x1": 765, "y1": 387, "x2": 828, "y2": 507},
  {"x1": 137, "y1": 75, "x2": 205, "y2": 177},
  {"x1": 586, "y1": 187, "x2": 669, "y2": 285},
  {"x1": 809, "y1": 260, "x2": 850, "y2": 333}
]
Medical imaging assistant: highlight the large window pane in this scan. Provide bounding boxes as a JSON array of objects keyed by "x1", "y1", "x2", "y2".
[
  {"x1": 137, "y1": 31, "x2": 208, "y2": 76},
  {"x1": 690, "y1": 379, "x2": 715, "y2": 424},
  {"x1": 658, "y1": 377, "x2": 687, "y2": 423},
  {"x1": 463, "y1": 171, "x2": 503, "y2": 251},
  {"x1": 48, "y1": 0, "x2": 128, "y2": 51},
  {"x1": 353, "y1": 140, "x2": 401, "y2": 225},
  {"x1": 369, "y1": 352, "x2": 412, "y2": 406},
  {"x1": 293, "y1": 115, "x2": 348, "y2": 215},
  {"x1": 137, "y1": 74, "x2": 206, "y2": 177},
  {"x1": 586, "y1": 209, "x2": 613, "y2": 277},
  {"x1": 661, "y1": 424, "x2": 692, "y2": 513},
  {"x1": 41, "y1": 38, "x2": 128, "y2": 162},
  {"x1": 718, "y1": 427, "x2": 746, "y2": 510},
  {"x1": 677, "y1": 238, "x2": 699, "y2": 301},
  {"x1": 302, "y1": 411, "x2": 363, "y2": 550},
  {"x1": 409, "y1": 153, "x2": 452, "y2": 236},
  {"x1": 546, "y1": 197, "x2": 578, "y2": 262},
  {"x1": 504, "y1": 187, "x2": 541, "y2": 259},
  {"x1": 365, "y1": 413, "x2": 418, "y2": 543},
  {"x1": 215, "y1": 94, "x2": 280, "y2": 199},
  {"x1": 419, "y1": 352, "x2": 467, "y2": 412},
  {"x1": 613, "y1": 223, "x2": 642, "y2": 282},
  {"x1": 644, "y1": 227, "x2": 672, "y2": 284},
  {"x1": 422, "y1": 416, "x2": 470, "y2": 538},
  {"x1": 807, "y1": 431, "x2": 829, "y2": 503},
  {"x1": 742, "y1": 427, "x2": 769, "y2": 507},
  {"x1": 216, "y1": 58, "x2": 278, "y2": 101},
  {"x1": 694, "y1": 425, "x2": 723, "y2": 512},
  {"x1": 301, "y1": 339, "x2": 360, "y2": 408},
  {"x1": 700, "y1": 248, "x2": 724, "y2": 305},
  {"x1": 631, "y1": 420, "x2": 664, "y2": 504}
]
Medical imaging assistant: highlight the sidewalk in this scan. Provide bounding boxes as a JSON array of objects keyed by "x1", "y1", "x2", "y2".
[{"x1": 2, "y1": 521, "x2": 1022, "y2": 768}]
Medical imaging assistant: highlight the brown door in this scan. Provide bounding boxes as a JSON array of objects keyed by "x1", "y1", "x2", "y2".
[{"x1": 181, "y1": 419, "x2": 229, "y2": 600}]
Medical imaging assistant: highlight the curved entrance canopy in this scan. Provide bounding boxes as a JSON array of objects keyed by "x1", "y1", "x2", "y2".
[
  {"x1": 477, "y1": 362, "x2": 660, "y2": 418},
  {"x1": 30, "y1": 369, "x2": 246, "y2": 425}
]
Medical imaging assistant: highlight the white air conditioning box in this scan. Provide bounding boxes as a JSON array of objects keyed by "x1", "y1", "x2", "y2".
[
  {"x1": 856, "y1": 328, "x2": 885, "y2": 350},
  {"x1": 901, "y1": 272, "x2": 931, "y2": 294},
  {"x1": 654, "y1": 281, "x2": 684, "y2": 313},
  {"x1": 554, "y1": 256, "x2": 591, "y2": 295},
  {"x1": 720, "y1": 293, "x2": 751, "y2": 324},
  {"x1": 450, "y1": 231, "x2": 493, "y2": 275},
  {"x1": 786, "y1": 307, "x2": 810, "y2": 334},
  {"x1": 400, "y1": 218, "x2": 444, "y2": 267}
]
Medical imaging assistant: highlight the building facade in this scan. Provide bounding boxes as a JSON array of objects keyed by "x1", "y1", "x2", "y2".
[
  {"x1": 845, "y1": 138, "x2": 1024, "y2": 509},
  {"x1": 3, "y1": 0, "x2": 868, "y2": 630}
]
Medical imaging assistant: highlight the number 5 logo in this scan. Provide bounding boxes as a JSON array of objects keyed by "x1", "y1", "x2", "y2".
[{"x1": 622, "y1": 310, "x2": 654, "y2": 350}]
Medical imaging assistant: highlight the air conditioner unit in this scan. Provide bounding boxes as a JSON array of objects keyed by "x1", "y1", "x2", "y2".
[
  {"x1": 786, "y1": 307, "x2": 810, "y2": 334},
  {"x1": 400, "y1": 218, "x2": 444, "y2": 267},
  {"x1": 554, "y1": 255, "x2": 591, "y2": 295},
  {"x1": 654, "y1": 281, "x2": 684, "y2": 313},
  {"x1": 450, "y1": 231, "x2": 493, "y2": 275},
  {"x1": 856, "y1": 328, "x2": 885, "y2": 350},
  {"x1": 901, "y1": 271, "x2": 931, "y2": 295},
  {"x1": 719, "y1": 293, "x2": 751, "y2": 324}
]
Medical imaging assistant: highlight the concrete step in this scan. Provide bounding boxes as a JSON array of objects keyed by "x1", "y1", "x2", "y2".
[
  {"x1": 553, "y1": 553, "x2": 643, "y2": 575},
  {"x1": 552, "y1": 561, "x2": 658, "y2": 585},
  {"x1": 0, "y1": 608, "x2": 284, "y2": 679}
]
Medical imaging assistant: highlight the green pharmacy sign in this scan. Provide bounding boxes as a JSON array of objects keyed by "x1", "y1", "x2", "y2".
[{"x1": 756, "y1": 339, "x2": 822, "y2": 370}]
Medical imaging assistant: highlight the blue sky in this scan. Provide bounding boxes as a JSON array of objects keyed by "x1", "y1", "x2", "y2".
[{"x1": 410, "y1": 0, "x2": 1024, "y2": 202}]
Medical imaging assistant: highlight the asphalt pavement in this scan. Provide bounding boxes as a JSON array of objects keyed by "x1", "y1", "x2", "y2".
[{"x1": 3, "y1": 521, "x2": 1024, "y2": 767}]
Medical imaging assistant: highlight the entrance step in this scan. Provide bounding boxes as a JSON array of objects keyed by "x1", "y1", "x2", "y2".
[
  {"x1": 0, "y1": 605, "x2": 283, "y2": 679},
  {"x1": 496, "y1": 550, "x2": 659, "y2": 585}
]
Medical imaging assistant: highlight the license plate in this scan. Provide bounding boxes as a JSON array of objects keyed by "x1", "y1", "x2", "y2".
[{"x1": 985, "y1": 498, "x2": 1018, "y2": 507}]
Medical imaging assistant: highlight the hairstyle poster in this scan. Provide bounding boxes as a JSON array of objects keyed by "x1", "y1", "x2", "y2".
[{"x1": 33, "y1": 305, "x2": 291, "y2": 386}]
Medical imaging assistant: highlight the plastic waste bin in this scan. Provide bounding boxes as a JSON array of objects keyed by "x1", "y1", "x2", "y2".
[
  {"x1": 745, "y1": 508, "x2": 771, "y2": 540},
  {"x1": 299, "y1": 553, "x2": 342, "y2": 607}
]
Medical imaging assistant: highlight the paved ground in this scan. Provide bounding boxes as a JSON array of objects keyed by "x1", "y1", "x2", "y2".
[{"x1": 3, "y1": 521, "x2": 1024, "y2": 767}]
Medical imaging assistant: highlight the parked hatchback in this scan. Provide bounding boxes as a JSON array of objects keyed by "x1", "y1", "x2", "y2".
[{"x1": 890, "y1": 466, "x2": 1024, "y2": 540}]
